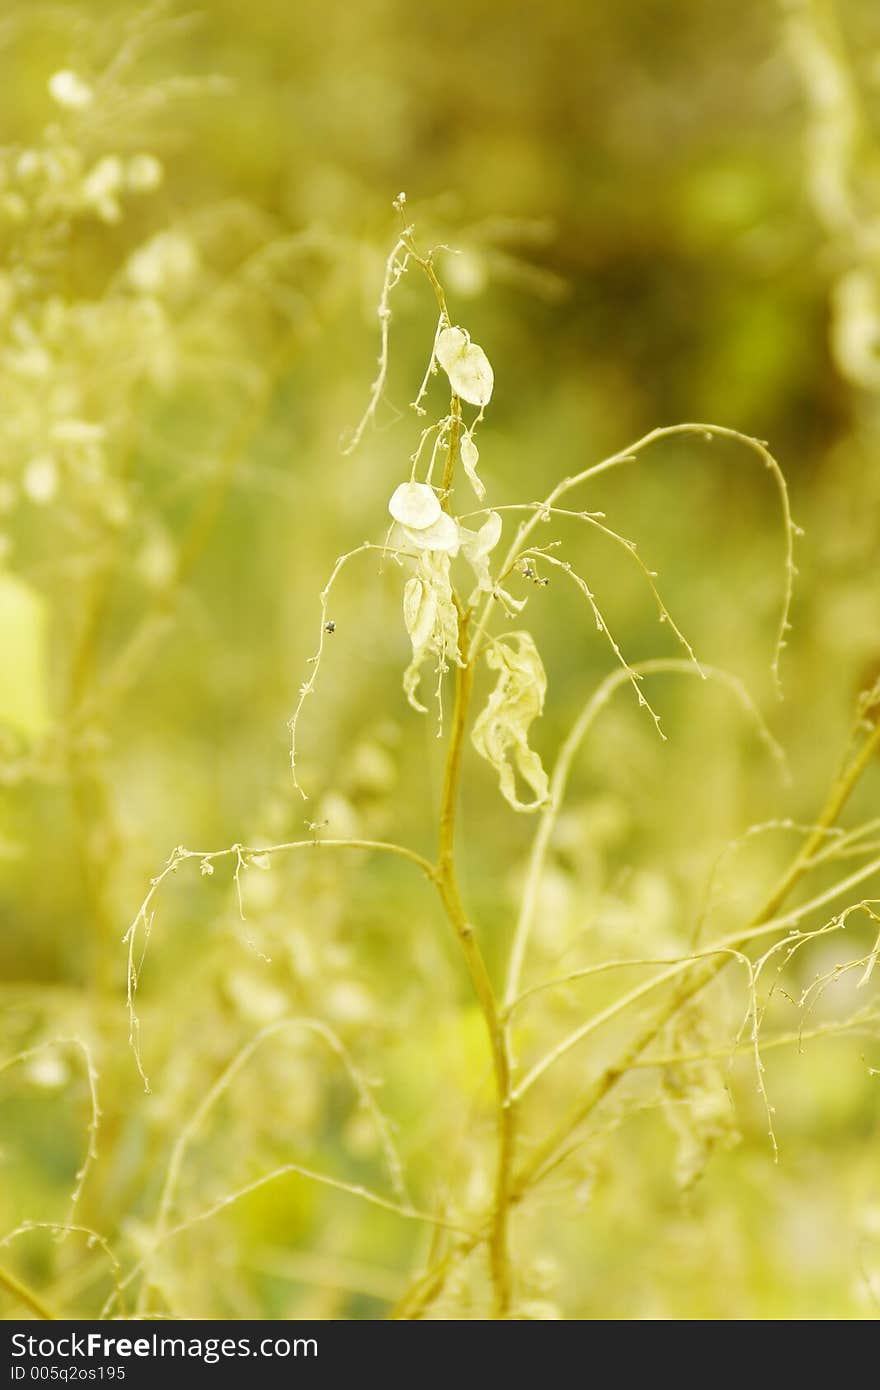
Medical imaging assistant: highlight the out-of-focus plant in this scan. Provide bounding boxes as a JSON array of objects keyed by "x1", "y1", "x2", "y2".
[
  {"x1": 781, "y1": 0, "x2": 880, "y2": 390},
  {"x1": 0, "y1": 2, "x2": 367, "y2": 1317},
  {"x1": 0, "y1": 2, "x2": 354, "y2": 982}
]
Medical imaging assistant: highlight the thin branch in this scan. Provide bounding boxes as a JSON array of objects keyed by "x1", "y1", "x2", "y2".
[
  {"x1": 0, "y1": 1264, "x2": 55, "y2": 1320},
  {"x1": 342, "y1": 235, "x2": 412, "y2": 455},
  {"x1": 124, "y1": 836, "x2": 435, "y2": 1091},
  {"x1": 504, "y1": 659, "x2": 786, "y2": 1010},
  {"x1": 0, "y1": 1038, "x2": 101, "y2": 1230}
]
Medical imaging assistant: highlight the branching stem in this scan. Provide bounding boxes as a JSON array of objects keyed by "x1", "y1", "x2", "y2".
[{"x1": 433, "y1": 606, "x2": 515, "y2": 1317}]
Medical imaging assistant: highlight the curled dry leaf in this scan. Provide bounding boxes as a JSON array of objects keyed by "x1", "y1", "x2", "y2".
[{"x1": 471, "y1": 631, "x2": 549, "y2": 812}]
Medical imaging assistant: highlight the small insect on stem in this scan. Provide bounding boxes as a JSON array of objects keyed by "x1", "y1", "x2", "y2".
[
  {"x1": 518, "y1": 559, "x2": 549, "y2": 587},
  {"x1": 324, "y1": 620, "x2": 336, "y2": 634}
]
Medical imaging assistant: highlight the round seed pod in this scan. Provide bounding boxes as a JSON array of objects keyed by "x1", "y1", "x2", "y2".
[{"x1": 388, "y1": 481, "x2": 442, "y2": 529}]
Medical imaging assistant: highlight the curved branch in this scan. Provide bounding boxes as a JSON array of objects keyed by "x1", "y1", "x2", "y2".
[{"x1": 504, "y1": 659, "x2": 786, "y2": 1009}]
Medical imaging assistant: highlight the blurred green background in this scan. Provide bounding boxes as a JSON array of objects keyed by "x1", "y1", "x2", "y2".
[{"x1": 1, "y1": 0, "x2": 880, "y2": 1319}]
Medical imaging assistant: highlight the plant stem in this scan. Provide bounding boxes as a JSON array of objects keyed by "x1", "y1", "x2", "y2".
[
  {"x1": 440, "y1": 396, "x2": 462, "y2": 502},
  {"x1": 407, "y1": 239, "x2": 450, "y2": 323},
  {"x1": 392, "y1": 1242, "x2": 472, "y2": 1320},
  {"x1": 490, "y1": 1039, "x2": 516, "y2": 1317},
  {"x1": 434, "y1": 608, "x2": 514, "y2": 1317},
  {"x1": 397, "y1": 713, "x2": 880, "y2": 1317},
  {"x1": 514, "y1": 715, "x2": 880, "y2": 1192},
  {"x1": 0, "y1": 1265, "x2": 55, "y2": 1320}
]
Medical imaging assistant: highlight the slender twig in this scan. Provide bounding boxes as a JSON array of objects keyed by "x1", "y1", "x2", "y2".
[
  {"x1": 343, "y1": 235, "x2": 411, "y2": 455},
  {"x1": 396, "y1": 721, "x2": 880, "y2": 1318},
  {"x1": 124, "y1": 835, "x2": 436, "y2": 1091},
  {"x1": 432, "y1": 607, "x2": 514, "y2": 1317},
  {"x1": 470, "y1": 423, "x2": 798, "y2": 696},
  {"x1": 137, "y1": 1016, "x2": 411, "y2": 1314},
  {"x1": 103, "y1": 1164, "x2": 472, "y2": 1321},
  {"x1": 0, "y1": 1264, "x2": 55, "y2": 1320},
  {"x1": 504, "y1": 659, "x2": 785, "y2": 1012},
  {"x1": 512, "y1": 718, "x2": 880, "y2": 1191}
]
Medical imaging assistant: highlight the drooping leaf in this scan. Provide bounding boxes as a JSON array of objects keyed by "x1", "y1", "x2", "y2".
[
  {"x1": 471, "y1": 632, "x2": 549, "y2": 811},
  {"x1": 402, "y1": 553, "x2": 461, "y2": 711},
  {"x1": 460, "y1": 430, "x2": 485, "y2": 500},
  {"x1": 460, "y1": 511, "x2": 502, "y2": 600},
  {"x1": 403, "y1": 574, "x2": 437, "y2": 652}
]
